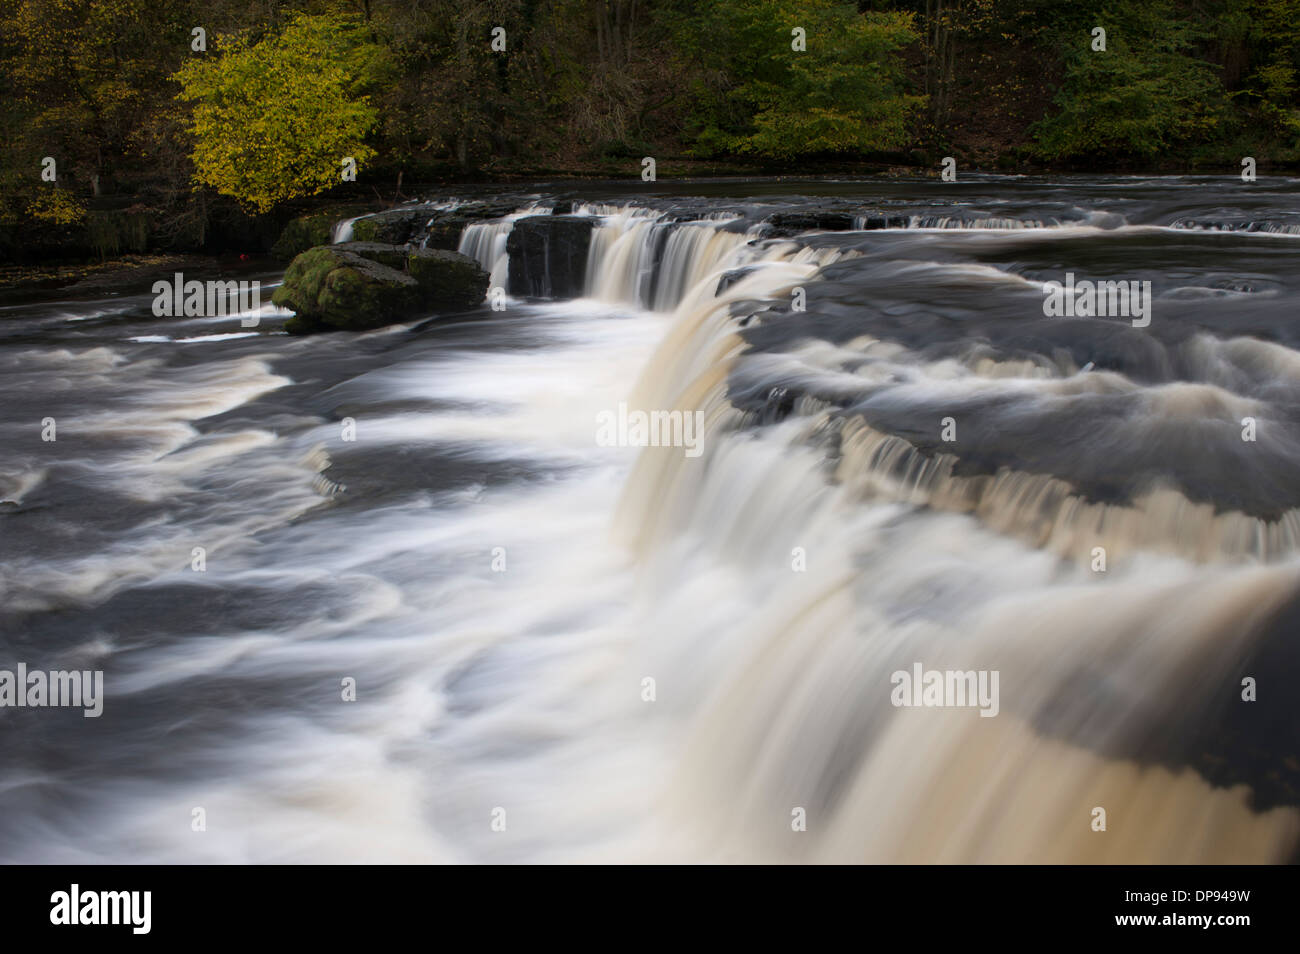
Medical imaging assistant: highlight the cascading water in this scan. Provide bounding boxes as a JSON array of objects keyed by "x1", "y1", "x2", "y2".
[
  {"x1": 331, "y1": 217, "x2": 359, "y2": 243},
  {"x1": 458, "y1": 219, "x2": 515, "y2": 289},
  {"x1": 456, "y1": 204, "x2": 550, "y2": 290},
  {"x1": 3, "y1": 176, "x2": 1299, "y2": 863},
  {"x1": 609, "y1": 258, "x2": 1300, "y2": 862},
  {"x1": 580, "y1": 206, "x2": 761, "y2": 310}
]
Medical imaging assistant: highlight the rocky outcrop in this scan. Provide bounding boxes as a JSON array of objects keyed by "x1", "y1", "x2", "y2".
[
  {"x1": 350, "y1": 209, "x2": 433, "y2": 245},
  {"x1": 350, "y1": 201, "x2": 522, "y2": 249},
  {"x1": 761, "y1": 210, "x2": 911, "y2": 236},
  {"x1": 272, "y1": 205, "x2": 387, "y2": 260},
  {"x1": 764, "y1": 211, "x2": 856, "y2": 233},
  {"x1": 405, "y1": 247, "x2": 493, "y2": 307},
  {"x1": 505, "y1": 215, "x2": 595, "y2": 298},
  {"x1": 272, "y1": 242, "x2": 488, "y2": 333}
]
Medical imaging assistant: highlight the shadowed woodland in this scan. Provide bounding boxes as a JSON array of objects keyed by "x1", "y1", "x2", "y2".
[{"x1": 2, "y1": 0, "x2": 1299, "y2": 259}]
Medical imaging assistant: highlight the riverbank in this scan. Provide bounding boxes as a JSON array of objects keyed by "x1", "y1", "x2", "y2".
[
  {"x1": 8, "y1": 163, "x2": 1298, "y2": 300},
  {"x1": 0, "y1": 254, "x2": 275, "y2": 302}
]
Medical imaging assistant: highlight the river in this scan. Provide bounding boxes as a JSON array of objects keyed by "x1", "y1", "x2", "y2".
[{"x1": 2, "y1": 175, "x2": 1298, "y2": 862}]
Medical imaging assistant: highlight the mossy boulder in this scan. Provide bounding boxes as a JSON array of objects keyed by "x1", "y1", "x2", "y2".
[
  {"x1": 272, "y1": 242, "x2": 489, "y2": 333},
  {"x1": 271, "y1": 213, "x2": 340, "y2": 261},
  {"x1": 330, "y1": 240, "x2": 408, "y2": 269},
  {"x1": 407, "y1": 247, "x2": 493, "y2": 305},
  {"x1": 350, "y1": 209, "x2": 431, "y2": 245}
]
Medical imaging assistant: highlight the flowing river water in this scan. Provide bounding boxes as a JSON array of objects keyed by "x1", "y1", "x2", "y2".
[{"x1": 2, "y1": 176, "x2": 1299, "y2": 862}]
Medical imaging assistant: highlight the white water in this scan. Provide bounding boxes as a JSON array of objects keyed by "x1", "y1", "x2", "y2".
[
  {"x1": 331, "y1": 217, "x2": 359, "y2": 243},
  {"x1": 6, "y1": 198, "x2": 1298, "y2": 863},
  {"x1": 582, "y1": 206, "x2": 768, "y2": 311},
  {"x1": 457, "y1": 219, "x2": 515, "y2": 290},
  {"x1": 608, "y1": 282, "x2": 1300, "y2": 860}
]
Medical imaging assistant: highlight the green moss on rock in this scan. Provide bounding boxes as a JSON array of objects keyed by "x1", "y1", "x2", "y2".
[
  {"x1": 406, "y1": 247, "x2": 491, "y2": 309},
  {"x1": 338, "y1": 241, "x2": 408, "y2": 270},
  {"x1": 350, "y1": 218, "x2": 379, "y2": 243},
  {"x1": 271, "y1": 213, "x2": 338, "y2": 261},
  {"x1": 273, "y1": 241, "x2": 489, "y2": 332},
  {"x1": 346, "y1": 209, "x2": 430, "y2": 245}
]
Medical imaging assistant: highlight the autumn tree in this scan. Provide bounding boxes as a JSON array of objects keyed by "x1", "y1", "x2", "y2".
[
  {"x1": 175, "y1": 12, "x2": 386, "y2": 213},
  {"x1": 1, "y1": 0, "x2": 197, "y2": 224}
]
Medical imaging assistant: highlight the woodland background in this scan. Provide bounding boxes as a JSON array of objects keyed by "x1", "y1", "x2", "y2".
[{"x1": 2, "y1": 0, "x2": 1297, "y2": 261}]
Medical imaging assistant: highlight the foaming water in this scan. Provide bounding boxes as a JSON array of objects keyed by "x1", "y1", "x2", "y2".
[
  {"x1": 456, "y1": 206, "x2": 547, "y2": 289},
  {"x1": 331, "y1": 217, "x2": 359, "y2": 243},
  {"x1": 582, "y1": 207, "x2": 760, "y2": 310},
  {"x1": 3, "y1": 177, "x2": 1299, "y2": 863},
  {"x1": 458, "y1": 220, "x2": 515, "y2": 288},
  {"x1": 608, "y1": 283, "x2": 1300, "y2": 862}
]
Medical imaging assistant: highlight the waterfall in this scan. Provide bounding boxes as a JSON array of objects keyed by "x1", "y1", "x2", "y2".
[
  {"x1": 583, "y1": 207, "x2": 664, "y2": 306},
  {"x1": 579, "y1": 206, "x2": 761, "y2": 311},
  {"x1": 458, "y1": 219, "x2": 515, "y2": 290},
  {"x1": 1172, "y1": 219, "x2": 1300, "y2": 235},
  {"x1": 906, "y1": 214, "x2": 1051, "y2": 229},
  {"x1": 582, "y1": 213, "x2": 1300, "y2": 863},
  {"x1": 16, "y1": 178, "x2": 1300, "y2": 865},
  {"x1": 331, "y1": 217, "x2": 359, "y2": 243},
  {"x1": 348, "y1": 192, "x2": 1300, "y2": 863}
]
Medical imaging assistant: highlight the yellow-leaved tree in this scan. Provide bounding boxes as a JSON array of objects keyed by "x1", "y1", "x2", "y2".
[{"x1": 175, "y1": 13, "x2": 385, "y2": 213}]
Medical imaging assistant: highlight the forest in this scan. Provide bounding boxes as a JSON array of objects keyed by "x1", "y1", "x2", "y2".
[{"x1": 2, "y1": 0, "x2": 1299, "y2": 260}]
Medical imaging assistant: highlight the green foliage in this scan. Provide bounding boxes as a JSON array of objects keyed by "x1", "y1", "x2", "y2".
[
  {"x1": 0, "y1": 0, "x2": 196, "y2": 229},
  {"x1": 685, "y1": 0, "x2": 923, "y2": 159},
  {"x1": 370, "y1": 0, "x2": 529, "y2": 173},
  {"x1": 8, "y1": 0, "x2": 1300, "y2": 257},
  {"x1": 8, "y1": 0, "x2": 192, "y2": 168},
  {"x1": 175, "y1": 12, "x2": 385, "y2": 213},
  {"x1": 1242, "y1": 0, "x2": 1300, "y2": 145},
  {"x1": 1032, "y1": 0, "x2": 1225, "y2": 160}
]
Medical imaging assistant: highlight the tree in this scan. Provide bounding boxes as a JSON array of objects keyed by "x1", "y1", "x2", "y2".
[
  {"x1": 1, "y1": 0, "x2": 197, "y2": 223},
  {"x1": 1032, "y1": 0, "x2": 1224, "y2": 160},
  {"x1": 1242, "y1": 0, "x2": 1300, "y2": 146},
  {"x1": 371, "y1": 0, "x2": 526, "y2": 174},
  {"x1": 175, "y1": 12, "x2": 385, "y2": 213},
  {"x1": 684, "y1": 0, "x2": 922, "y2": 160}
]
